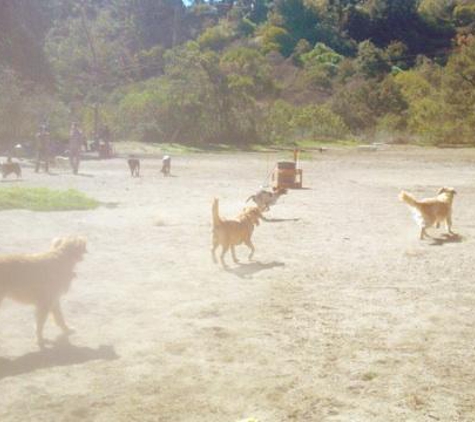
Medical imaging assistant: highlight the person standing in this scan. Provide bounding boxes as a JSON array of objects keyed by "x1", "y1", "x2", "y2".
[
  {"x1": 69, "y1": 122, "x2": 84, "y2": 175},
  {"x1": 35, "y1": 125, "x2": 51, "y2": 173}
]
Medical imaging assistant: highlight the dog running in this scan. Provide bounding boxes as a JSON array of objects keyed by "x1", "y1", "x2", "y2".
[
  {"x1": 399, "y1": 187, "x2": 457, "y2": 239},
  {"x1": 0, "y1": 236, "x2": 87, "y2": 348},
  {"x1": 246, "y1": 187, "x2": 287, "y2": 212}
]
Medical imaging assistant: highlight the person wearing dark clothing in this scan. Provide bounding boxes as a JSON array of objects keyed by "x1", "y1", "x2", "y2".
[
  {"x1": 69, "y1": 122, "x2": 84, "y2": 175},
  {"x1": 35, "y1": 126, "x2": 51, "y2": 173}
]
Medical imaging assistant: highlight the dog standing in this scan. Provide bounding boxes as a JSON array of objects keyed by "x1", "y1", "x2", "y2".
[
  {"x1": 246, "y1": 187, "x2": 287, "y2": 212},
  {"x1": 127, "y1": 157, "x2": 140, "y2": 177},
  {"x1": 1, "y1": 158, "x2": 22, "y2": 179},
  {"x1": 161, "y1": 155, "x2": 171, "y2": 176},
  {"x1": 0, "y1": 236, "x2": 87, "y2": 348},
  {"x1": 211, "y1": 199, "x2": 263, "y2": 267},
  {"x1": 399, "y1": 187, "x2": 457, "y2": 239}
]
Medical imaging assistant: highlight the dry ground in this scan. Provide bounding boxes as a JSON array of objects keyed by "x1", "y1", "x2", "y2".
[{"x1": 1, "y1": 146, "x2": 475, "y2": 421}]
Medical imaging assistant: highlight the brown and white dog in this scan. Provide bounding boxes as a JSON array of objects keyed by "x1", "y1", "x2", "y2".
[
  {"x1": 246, "y1": 187, "x2": 287, "y2": 212},
  {"x1": 211, "y1": 198, "x2": 263, "y2": 267},
  {"x1": 1, "y1": 159, "x2": 22, "y2": 179},
  {"x1": 399, "y1": 187, "x2": 457, "y2": 239},
  {"x1": 0, "y1": 236, "x2": 87, "y2": 348}
]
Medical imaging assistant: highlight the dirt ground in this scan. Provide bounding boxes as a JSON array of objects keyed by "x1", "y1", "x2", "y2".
[{"x1": 1, "y1": 146, "x2": 475, "y2": 422}]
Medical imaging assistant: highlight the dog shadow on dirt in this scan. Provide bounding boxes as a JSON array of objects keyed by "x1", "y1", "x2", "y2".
[
  {"x1": 0, "y1": 335, "x2": 118, "y2": 380},
  {"x1": 429, "y1": 233, "x2": 464, "y2": 246},
  {"x1": 263, "y1": 217, "x2": 300, "y2": 223},
  {"x1": 225, "y1": 261, "x2": 285, "y2": 278}
]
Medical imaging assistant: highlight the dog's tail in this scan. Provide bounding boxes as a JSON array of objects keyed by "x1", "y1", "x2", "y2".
[
  {"x1": 212, "y1": 198, "x2": 222, "y2": 228},
  {"x1": 399, "y1": 191, "x2": 420, "y2": 208},
  {"x1": 246, "y1": 195, "x2": 255, "y2": 203}
]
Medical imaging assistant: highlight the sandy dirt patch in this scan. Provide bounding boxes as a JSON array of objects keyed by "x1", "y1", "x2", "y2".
[{"x1": 1, "y1": 146, "x2": 475, "y2": 421}]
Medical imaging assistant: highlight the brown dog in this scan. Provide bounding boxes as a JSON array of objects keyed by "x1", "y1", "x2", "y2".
[
  {"x1": 0, "y1": 236, "x2": 87, "y2": 348},
  {"x1": 1, "y1": 160, "x2": 22, "y2": 179},
  {"x1": 399, "y1": 187, "x2": 457, "y2": 239},
  {"x1": 127, "y1": 157, "x2": 140, "y2": 177},
  {"x1": 211, "y1": 199, "x2": 263, "y2": 267}
]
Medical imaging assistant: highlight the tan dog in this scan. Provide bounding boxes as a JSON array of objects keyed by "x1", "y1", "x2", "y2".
[
  {"x1": 211, "y1": 198, "x2": 263, "y2": 267},
  {"x1": 0, "y1": 236, "x2": 87, "y2": 348},
  {"x1": 399, "y1": 187, "x2": 457, "y2": 239}
]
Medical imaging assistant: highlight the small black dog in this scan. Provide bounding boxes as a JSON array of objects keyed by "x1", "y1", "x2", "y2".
[
  {"x1": 127, "y1": 157, "x2": 140, "y2": 177},
  {"x1": 1, "y1": 160, "x2": 22, "y2": 179}
]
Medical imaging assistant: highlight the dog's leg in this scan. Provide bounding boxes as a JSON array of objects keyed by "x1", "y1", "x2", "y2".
[
  {"x1": 446, "y1": 215, "x2": 454, "y2": 234},
  {"x1": 231, "y1": 246, "x2": 239, "y2": 264},
  {"x1": 420, "y1": 227, "x2": 431, "y2": 240},
  {"x1": 245, "y1": 240, "x2": 255, "y2": 261},
  {"x1": 51, "y1": 301, "x2": 74, "y2": 334},
  {"x1": 211, "y1": 240, "x2": 219, "y2": 263},
  {"x1": 220, "y1": 245, "x2": 229, "y2": 267},
  {"x1": 35, "y1": 304, "x2": 50, "y2": 349}
]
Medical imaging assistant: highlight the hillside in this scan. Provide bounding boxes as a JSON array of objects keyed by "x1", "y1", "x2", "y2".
[{"x1": 1, "y1": 0, "x2": 475, "y2": 146}]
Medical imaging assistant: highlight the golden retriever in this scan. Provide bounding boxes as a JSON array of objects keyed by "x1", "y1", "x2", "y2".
[
  {"x1": 399, "y1": 187, "x2": 457, "y2": 239},
  {"x1": 0, "y1": 236, "x2": 87, "y2": 348},
  {"x1": 211, "y1": 198, "x2": 263, "y2": 267}
]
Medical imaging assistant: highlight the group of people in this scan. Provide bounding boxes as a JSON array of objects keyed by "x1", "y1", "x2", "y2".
[{"x1": 35, "y1": 122, "x2": 112, "y2": 174}]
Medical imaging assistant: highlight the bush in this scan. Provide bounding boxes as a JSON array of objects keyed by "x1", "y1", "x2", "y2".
[
  {"x1": 198, "y1": 24, "x2": 234, "y2": 51},
  {"x1": 454, "y1": 5, "x2": 475, "y2": 27},
  {"x1": 259, "y1": 25, "x2": 295, "y2": 57}
]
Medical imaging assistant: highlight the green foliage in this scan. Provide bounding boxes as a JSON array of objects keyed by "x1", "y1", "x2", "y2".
[
  {"x1": 0, "y1": 187, "x2": 99, "y2": 211},
  {"x1": 331, "y1": 76, "x2": 407, "y2": 133},
  {"x1": 221, "y1": 47, "x2": 274, "y2": 95},
  {"x1": 4, "y1": 0, "x2": 475, "y2": 148},
  {"x1": 0, "y1": 67, "x2": 68, "y2": 147},
  {"x1": 454, "y1": 5, "x2": 475, "y2": 26},
  {"x1": 355, "y1": 40, "x2": 391, "y2": 79},
  {"x1": 263, "y1": 100, "x2": 349, "y2": 143},
  {"x1": 259, "y1": 25, "x2": 295, "y2": 56},
  {"x1": 198, "y1": 23, "x2": 235, "y2": 51}
]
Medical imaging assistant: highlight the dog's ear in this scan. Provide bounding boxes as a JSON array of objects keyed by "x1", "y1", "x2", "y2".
[{"x1": 437, "y1": 187, "x2": 446, "y2": 195}]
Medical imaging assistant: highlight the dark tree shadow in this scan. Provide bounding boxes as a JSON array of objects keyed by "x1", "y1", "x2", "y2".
[
  {"x1": 0, "y1": 336, "x2": 118, "y2": 380},
  {"x1": 429, "y1": 233, "x2": 464, "y2": 246},
  {"x1": 224, "y1": 261, "x2": 285, "y2": 279}
]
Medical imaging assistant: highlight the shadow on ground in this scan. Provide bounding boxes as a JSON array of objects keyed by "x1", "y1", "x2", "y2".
[
  {"x1": 429, "y1": 233, "x2": 464, "y2": 246},
  {"x1": 225, "y1": 261, "x2": 285, "y2": 279},
  {"x1": 263, "y1": 217, "x2": 300, "y2": 223},
  {"x1": 0, "y1": 336, "x2": 118, "y2": 380}
]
